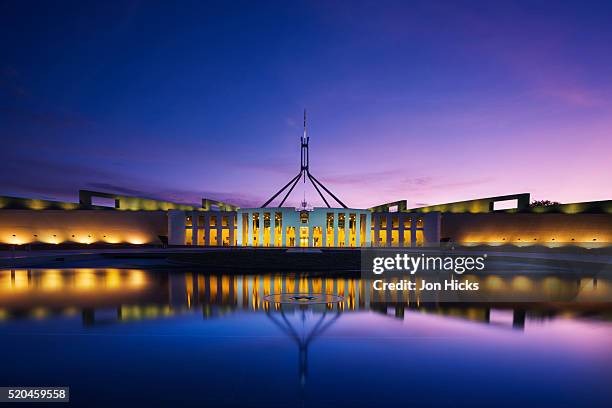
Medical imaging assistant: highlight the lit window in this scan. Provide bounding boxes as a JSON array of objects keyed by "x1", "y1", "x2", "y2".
[
  {"x1": 403, "y1": 218, "x2": 411, "y2": 229},
  {"x1": 392, "y1": 216, "x2": 399, "y2": 228}
]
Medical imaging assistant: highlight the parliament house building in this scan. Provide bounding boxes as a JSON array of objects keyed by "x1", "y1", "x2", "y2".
[{"x1": 1, "y1": 113, "x2": 611, "y2": 249}]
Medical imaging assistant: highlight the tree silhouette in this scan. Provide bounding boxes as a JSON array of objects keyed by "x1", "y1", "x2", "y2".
[{"x1": 530, "y1": 200, "x2": 560, "y2": 207}]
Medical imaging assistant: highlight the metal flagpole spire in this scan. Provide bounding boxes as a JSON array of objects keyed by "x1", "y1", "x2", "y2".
[
  {"x1": 301, "y1": 109, "x2": 308, "y2": 182},
  {"x1": 261, "y1": 109, "x2": 348, "y2": 208}
]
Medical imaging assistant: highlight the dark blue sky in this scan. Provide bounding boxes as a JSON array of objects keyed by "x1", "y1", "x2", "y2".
[{"x1": 1, "y1": 0, "x2": 611, "y2": 208}]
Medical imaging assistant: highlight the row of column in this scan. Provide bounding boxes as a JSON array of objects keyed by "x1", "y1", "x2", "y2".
[
  {"x1": 187, "y1": 211, "x2": 235, "y2": 246},
  {"x1": 237, "y1": 210, "x2": 372, "y2": 247},
  {"x1": 170, "y1": 273, "x2": 364, "y2": 310},
  {"x1": 371, "y1": 212, "x2": 440, "y2": 247}
]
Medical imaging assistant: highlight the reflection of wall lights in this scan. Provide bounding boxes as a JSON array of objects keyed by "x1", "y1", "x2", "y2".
[{"x1": 31, "y1": 307, "x2": 49, "y2": 319}]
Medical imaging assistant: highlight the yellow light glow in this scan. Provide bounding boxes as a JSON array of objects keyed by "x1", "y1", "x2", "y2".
[
  {"x1": 485, "y1": 276, "x2": 506, "y2": 290},
  {"x1": 127, "y1": 236, "x2": 145, "y2": 245},
  {"x1": 31, "y1": 307, "x2": 49, "y2": 319},
  {"x1": 75, "y1": 271, "x2": 96, "y2": 290},
  {"x1": 104, "y1": 235, "x2": 120, "y2": 244},
  {"x1": 27, "y1": 200, "x2": 48, "y2": 210},
  {"x1": 59, "y1": 203, "x2": 79, "y2": 210},
  {"x1": 13, "y1": 270, "x2": 29, "y2": 290},
  {"x1": 106, "y1": 269, "x2": 121, "y2": 289},
  {"x1": 41, "y1": 270, "x2": 63, "y2": 291},
  {"x1": 511, "y1": 276, "x2": 533, "y2": 292},
  {"x1": 63, "y1": 307, "x2": 78, "y2": 316},
  {"x1": 128, "y1": 270, "x2": 147, "y2": 287}
]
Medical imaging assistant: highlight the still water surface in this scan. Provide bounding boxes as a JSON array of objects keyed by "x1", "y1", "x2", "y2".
[{"x1": 0, "y1": 268, "x2": 611, "y2": 407}]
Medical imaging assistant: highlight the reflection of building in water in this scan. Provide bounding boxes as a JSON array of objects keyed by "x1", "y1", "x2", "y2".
[
  {"x1": 0, "y1": 269, "x2": 609, "y2": 329},
  {"x1": 174, "y1": 273, "x2": 361, "y2": 312},
  {"x1": 266, "y1": 305, "x2": 341, "y2": 389}
]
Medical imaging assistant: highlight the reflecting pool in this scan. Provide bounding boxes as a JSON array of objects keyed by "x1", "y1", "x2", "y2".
[{"x1": 1, "y1": 269, "x2": 611, "y2": 407}]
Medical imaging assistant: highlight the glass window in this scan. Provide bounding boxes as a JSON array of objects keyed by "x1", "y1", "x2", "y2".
[
  {"x1": 274, "y1": 212, "x2": 282, "y2": 228},
  {"x1": 252, "y1": 213, "x2": 259, "y2": 229},
  {"x1": 264, "y1": 212, "x2": 271, "y2": 228},
  {"x1": 403, "y1": 218, "x2": 411, "y2": 229},
  {"x1": 392, "y1": 216, "x2": 399, "y2": 228},
  {"x1": 338, "y1": 213, "x2": 345, "y2": 229},
  {"x1": 326, "y1": 213, "x2": 334, "y2": 229}
]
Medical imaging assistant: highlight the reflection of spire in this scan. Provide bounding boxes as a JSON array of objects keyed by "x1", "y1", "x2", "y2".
[{"x1": 266, "y1": 306, "x2": 341, "y2": 391}]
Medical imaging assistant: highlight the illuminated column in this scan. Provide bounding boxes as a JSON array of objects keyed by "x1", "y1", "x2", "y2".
[
  {"x1": 191, "y1": 211, "x2": 198, "y2": 246},
  {"x1": 355, "y1": 213, "x2": 360, "y2": 248},
  {"x1": 344, "y1": 213, "x2": 349, "y2": 247},
  {"x1": 236, "y1": 212, "x2": 243, "y2": 246},
  {"x1": 229, "y1": 213, "x2": 235, "y2": 247},
  {"x1": 204, "y1": 213, "x2": 211, "y2": 246},
  {"x1": 386, "y1": 214, "x2": 392, "y2": 247},
  {"x1": 333, "y1": 210, "x2": 339, "y2": 247},
  {"x1": 373, "y1": 213, "x2": 380, "y2": 247},
  {"x1": 258, "y1": 214, "x2": 264, "y2": 247},
  {"x1": 308, "y1": 226, "x2": 313, "y2": 247},
  {"x1": 398, "y1": 214, "x2": 405, "y2": 247},
  {"x1": 217, "y1": 213, "x2": 222, "y2": 247},
  {"x1": 365, "y1": 212, "x2": 372, "y2": 247},
  {"x1": 321, "y1": 210, "x2": 328, "y2": 247},
  {"x1": 281, "y1": 213, "x2": 287, "y2": 247},
  {"x1": 246, "y1": 212, "x2": 253, "y2": 246},
  {"x1": 269, "y1": 215, "x2": 275, "y2": 247},
  {"x1": 410, "y1": 216, "x2": 417, "y2": 248}
]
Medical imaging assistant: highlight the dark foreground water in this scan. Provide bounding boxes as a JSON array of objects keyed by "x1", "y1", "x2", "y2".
[{"x1": 1, "y1": 268, "x2": 611, "y2": 407}]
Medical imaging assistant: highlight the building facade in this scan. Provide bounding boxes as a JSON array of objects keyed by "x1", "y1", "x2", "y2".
[
  {"x1": 1, "y1": 190, "x2": 611, "y2": 249},
  {"x1": 236, "y1": 207, "x2": 372, "y2": 247}
]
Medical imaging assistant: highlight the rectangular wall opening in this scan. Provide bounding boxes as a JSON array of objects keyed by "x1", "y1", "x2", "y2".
[
  {"x1": 493, "y1": 199, "x2": 519, "y2": 211},
  {"x1": 92, "y1": 196, "x2": 116, "y2": 208}
]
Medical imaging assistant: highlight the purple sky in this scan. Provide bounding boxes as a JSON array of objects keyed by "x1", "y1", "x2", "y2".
[{"x1": 1, "y1": 0, "x2": 611, "y2": 208}]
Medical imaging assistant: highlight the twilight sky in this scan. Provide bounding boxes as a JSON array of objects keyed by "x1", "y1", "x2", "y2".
[{"x1": 1, "y1": 0, "x2": 611, "y2": 208}]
